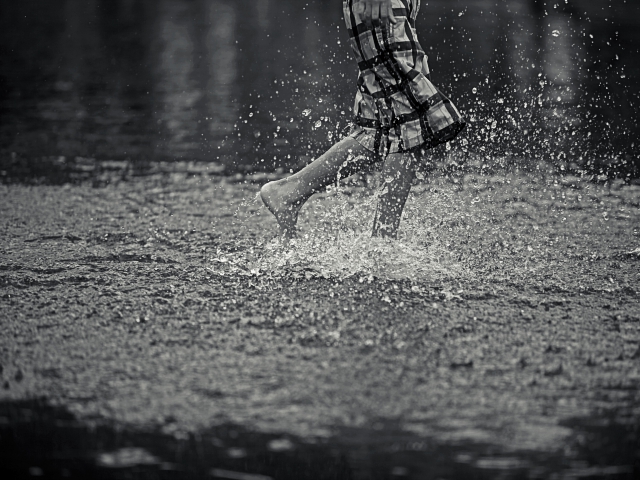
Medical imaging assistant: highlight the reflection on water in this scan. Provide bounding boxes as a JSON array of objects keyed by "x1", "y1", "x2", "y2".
[
  {"x1": 156, "y1": 0, "x2": 200, "y2": 155},
  {"x1": 206, "y1": 0, "x2": 238, "y2": 139},
  {"x1": 538, "y1": 0, "x2": 583, "y2": 161},
  {"x1": 0, "y1": 0, "x2": 638, "y2": 175}
]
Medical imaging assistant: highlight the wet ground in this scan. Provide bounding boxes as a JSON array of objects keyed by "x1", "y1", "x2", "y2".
[{"x1": 1, "y1": 165, "x2": 639, "y2": 478}]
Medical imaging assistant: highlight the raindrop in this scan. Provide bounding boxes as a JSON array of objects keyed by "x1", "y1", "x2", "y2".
[{"x1": 472, "y1": 87, "x2": 477, "y2": 94}]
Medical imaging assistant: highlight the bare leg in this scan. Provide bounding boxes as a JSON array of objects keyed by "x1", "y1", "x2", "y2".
[
  {"x1": 372, "y1": 152, "x2": 416, "y2": 238},
  {"x1": 260, "y1": 137, "x2": 373, "y2": 237}
]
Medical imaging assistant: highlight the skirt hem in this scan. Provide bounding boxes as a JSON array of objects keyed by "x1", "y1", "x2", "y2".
[{"x1": 348, "y1": 120, "x2": 467, "y2": 158}]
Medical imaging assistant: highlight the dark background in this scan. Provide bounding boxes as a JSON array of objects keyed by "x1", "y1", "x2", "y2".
[{"x1": 1, "y1": 0, "x2": 638, "y2": 176}]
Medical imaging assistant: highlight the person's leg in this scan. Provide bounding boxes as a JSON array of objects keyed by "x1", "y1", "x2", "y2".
[
  {"x1": 372, "y1": 151, "x2": 416, "y2": 238},
  {"x1": 260, "y1": 137, "x2": 374, "y2": 236}
]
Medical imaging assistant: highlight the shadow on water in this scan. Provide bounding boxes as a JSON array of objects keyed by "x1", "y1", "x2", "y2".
[
  {"x1": 0, "y1": 399, "x2": 638, "y2": 480},
  {"x1": 0, "y1": 0, "x2": 639, "y2": 183}
]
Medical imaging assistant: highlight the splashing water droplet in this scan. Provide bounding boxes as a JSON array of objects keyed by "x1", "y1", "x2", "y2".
[
  {"x1": 249, "y1": 191, "x2": 467, "y2": 283},
  {"x1": 551, "y1": 30, "x2": 560, "y2": 37},
  {"x1": 302, "y1": 109, "x2": 311, "y2": 117}
]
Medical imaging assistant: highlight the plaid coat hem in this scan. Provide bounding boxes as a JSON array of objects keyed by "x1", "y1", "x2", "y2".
[{"x1": 343, "y1": 0, "x2": 466, "y2": 157}]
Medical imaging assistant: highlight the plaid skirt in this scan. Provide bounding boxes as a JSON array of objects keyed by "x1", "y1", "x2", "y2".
[{"x1": 343, "y1": 0, "x2": 466, "y2": 157}]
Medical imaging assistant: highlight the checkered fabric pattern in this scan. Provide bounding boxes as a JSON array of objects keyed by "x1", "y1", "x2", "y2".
[{"x1": 343, "y1": 0, "x2": 466, "y2": 157}]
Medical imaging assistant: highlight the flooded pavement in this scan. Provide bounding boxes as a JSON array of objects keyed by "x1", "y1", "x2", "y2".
[
  {"x1": 0, "y1": 399, "x2": 637, "y2": 479},
  {"x1": 1, "y1": 0, "x2": 639, "y2": 178}
]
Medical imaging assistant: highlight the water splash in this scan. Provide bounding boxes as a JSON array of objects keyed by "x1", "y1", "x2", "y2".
[{"x1": 243, "y1": 181, "x2": 468, "y2": 283}]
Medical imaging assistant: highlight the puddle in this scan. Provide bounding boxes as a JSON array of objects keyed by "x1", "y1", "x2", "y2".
[{"x1": 0, "y1": 399, "x2": 637, "y2": 480}]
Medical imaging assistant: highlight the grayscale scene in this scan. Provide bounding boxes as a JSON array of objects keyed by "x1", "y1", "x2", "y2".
[{"x1": 1, "y1": 0, "x2": 639, "y2": 478}]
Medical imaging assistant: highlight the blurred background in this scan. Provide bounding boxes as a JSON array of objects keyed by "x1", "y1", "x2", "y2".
[{"x1": 0, "y1": 0, "x2": 638, "y2": 179}]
